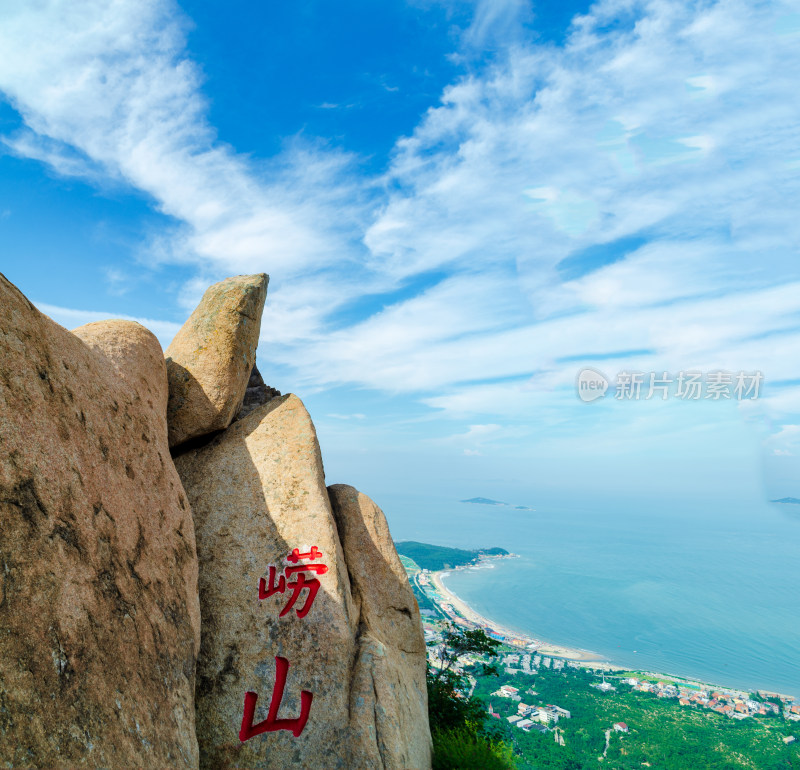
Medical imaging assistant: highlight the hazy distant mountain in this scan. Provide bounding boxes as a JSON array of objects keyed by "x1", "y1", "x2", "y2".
[
  {"x1": 460, "y1": 497, "x2": 507, "y2": 506},
  {"x1": 770, "y1": 497, "x2": 800, "y2": 505}
]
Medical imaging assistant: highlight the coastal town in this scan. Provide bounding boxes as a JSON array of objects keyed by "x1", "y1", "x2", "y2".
[{"x1": 402, "y1": 551, "x2": 800, "y2": 757}]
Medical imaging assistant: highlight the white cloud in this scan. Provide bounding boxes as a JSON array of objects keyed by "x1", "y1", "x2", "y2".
[
  {"x1": 764, "y1": 424, "x2": 800, "y2": 457},
  {"x1": 0, "y1": 0, "x2": 374, "y2": 342},
  {"x1": 34, "y1": 301, "x2": 181, "y2": 348},
  {"x1": 453, "y1": 424, "x2": 502, "y2": 441},
  {"x1": 2, "y1": 0, "x2": 799, "y2": 454}
]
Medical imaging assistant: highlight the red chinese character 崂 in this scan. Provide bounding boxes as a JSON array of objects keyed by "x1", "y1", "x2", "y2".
[{"x1": 258, "y1": 546, "x2": 328, "y2": 619}]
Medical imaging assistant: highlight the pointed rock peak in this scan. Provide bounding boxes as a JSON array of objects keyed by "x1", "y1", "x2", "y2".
[{"x1": 165, "y1": 274, "x2": 268, "y2": 448}]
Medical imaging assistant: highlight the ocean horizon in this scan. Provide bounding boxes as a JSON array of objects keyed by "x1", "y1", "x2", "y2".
[{"x1": 383, "y1": 493, "x2": 800, "y2": 698}]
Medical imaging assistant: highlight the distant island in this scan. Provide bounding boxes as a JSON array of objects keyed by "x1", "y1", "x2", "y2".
[
  {"x1": 770, "y1": 497, "x2": 800, "y2": 505},
  {"x1": 460, "y1": 497, "x2": 535, "y2": 510},
  {"x1": 395, "y1": 540, "x2": 510, "y2": 571}
]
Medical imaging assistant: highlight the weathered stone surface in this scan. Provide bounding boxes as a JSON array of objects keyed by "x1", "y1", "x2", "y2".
[
  {"x1": 0, "y1": 275, "x2": 200, "y2": 768},
  {"x1": 328, "y1": 484, "x2": 432, "y2": 770},
  {"x1": 174, "y1": 394, "x2": 359, "y2": 769},
  {"x1": 165, "y1": 274, "x2": 268, "y2": 448},
  {"x1": 236, "y1": 363, "x2": 281, "y2": 422}
]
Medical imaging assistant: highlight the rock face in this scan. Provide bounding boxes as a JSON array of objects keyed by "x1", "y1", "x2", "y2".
[
  {"x1": 165, "y1": 274, "x2": 268, "y2": 448},
  {"x1": 174, "y1": 395, "x2": 358, "y2": 769},
  {"x1": 328, "y1": 484, "x2": 432, "y2": 770},
  {"x1": 0, "y1": 276, "x2": 201, "y2": 768},
  {"x1": 175, "y1": 397, "x2": 432, "y2": 769},
  {"x1": 1, "y1": 271, "x2": 431, "y2": 769}
]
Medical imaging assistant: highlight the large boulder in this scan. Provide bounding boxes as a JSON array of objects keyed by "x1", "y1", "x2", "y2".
[
  {"x1": 165, "y1": 274, "x2": 268, "y2": 448},
  {"x1": 0, "y1": 276, "x2": 201, "y2": 768},
  {"x1": 174, "y1": 394, "x2": 359, "y2": 769},
  {"x1": 328, "y1": 484, "x2": 432, "y2": 770}
]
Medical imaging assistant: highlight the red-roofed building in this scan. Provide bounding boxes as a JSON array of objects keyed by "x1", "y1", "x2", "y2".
[{"x1": 613, "y1": 722, "x2": 629, "y2": 733}]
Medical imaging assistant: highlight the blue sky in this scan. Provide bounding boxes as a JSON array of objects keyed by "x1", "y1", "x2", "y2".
[{"x1": 1, "y1": 0, "x2": 800, "y2": 517}]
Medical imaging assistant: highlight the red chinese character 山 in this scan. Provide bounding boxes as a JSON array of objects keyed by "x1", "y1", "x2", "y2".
[
  {"x1": 239, "y1": 656, "x2": 313, "y2": 741},
  {"x1": 242, "y1": 546, "x2": 326, "y2": 742},
  {"x1": 258, "y1": 547, "x2": 328, "y2": 619}
]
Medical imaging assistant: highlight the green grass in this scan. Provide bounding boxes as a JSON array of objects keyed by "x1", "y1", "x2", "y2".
[{"x1": 432, "y1": 727, "x2": 518, "y2": 769}]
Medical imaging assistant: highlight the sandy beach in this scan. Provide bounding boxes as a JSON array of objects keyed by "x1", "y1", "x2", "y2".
[{"x1": 430, "y1": 568, "x2": 616, "y2": 667}]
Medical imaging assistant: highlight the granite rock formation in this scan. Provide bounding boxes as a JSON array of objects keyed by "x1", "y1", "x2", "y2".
[
  {"x1": 165, "y1": 274, "x2": 268, "y2": 448},
  {"x1": 328, "y1": 484, "x2": 432, "y2": 770},
  {"x1": 0, "y1": 276, "x2": 201, "y2": 768},
  {"x1": 174, "y1": 395, "x2": 433, "y2": 769},
  {"x1": 174, "y1": 395, "x2": 359, "y2": 769},
  {"x1": 0, "y1": 271, "x2": 431, "y2": 770}
]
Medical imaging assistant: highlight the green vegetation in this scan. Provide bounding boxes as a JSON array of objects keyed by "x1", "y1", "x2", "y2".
[
  {"x1": 395, "y1": 540, "x2": 508, "y2": 571},
  {"x1": 432, "y1": 727, "x2": 519, "y2": 770},
  {"x1": 468, "y1": 662, "x2": 800, "y2": 769},
  {"x1": 426, "y1": 622, "x2": 517, "y2": 769}
]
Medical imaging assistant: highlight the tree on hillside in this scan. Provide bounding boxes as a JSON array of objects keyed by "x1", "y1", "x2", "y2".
[
  {"x1": 426, "y1": 623, "x2": 516, "y2": 768},
  {"x1": 431, "y1": 622, "x2": 502, "y2": 684}
]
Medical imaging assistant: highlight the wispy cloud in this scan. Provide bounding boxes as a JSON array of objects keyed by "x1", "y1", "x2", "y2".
[
  {"x1": 34, "y1": 301, "x2": 180, "y2": 347},
  {"x1": 2, "y1": 0, "x2": 799, "y2": 452},
  {"x1": 0, "y1": 0, "x2": 376, "y2": 336}
]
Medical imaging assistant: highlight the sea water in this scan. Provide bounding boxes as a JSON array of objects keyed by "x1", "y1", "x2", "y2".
[{"x1": 381, "y1": 494, "x2": 800, "y2": 697}]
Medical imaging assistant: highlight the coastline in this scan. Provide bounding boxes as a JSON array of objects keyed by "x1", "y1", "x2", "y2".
[
  {"x1": 430, "y1": 567, "x2": 615, "y2": 668},
  {"x1": 424, "y1": 564, "x2": 797, "y2": 699}
]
